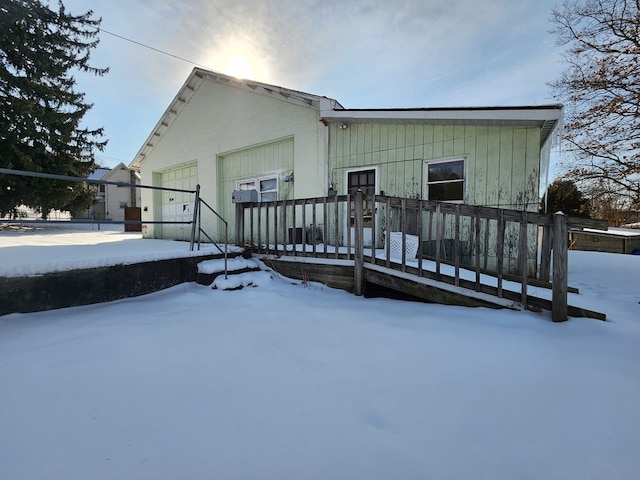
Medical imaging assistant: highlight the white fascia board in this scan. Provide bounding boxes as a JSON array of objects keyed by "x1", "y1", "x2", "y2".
[
  {"x1": 129, "y1": 69, "x2": 205, "y2": 170},
  {"x1": 321, "y1": 105, "x2": 564, "y2": 125}
]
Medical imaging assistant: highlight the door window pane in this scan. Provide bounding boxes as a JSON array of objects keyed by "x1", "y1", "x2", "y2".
[
  {"x1": 348, "y1": 169, "x2": 376, "y2": 194},
  {"x1": 347, "y1": 169, "x2": 376, "y2": 226}
]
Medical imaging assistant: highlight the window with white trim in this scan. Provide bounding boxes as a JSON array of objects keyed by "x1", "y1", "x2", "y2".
[
  {"x1": 425, "y1": 158, "x2": 465, "y2": 202},
  {"x1": 237, "y1": 176, "x2": 278, "y2": 202},
  {"x1": 259, "y1": 178, "x2": 278, "y2": 202},
  {"x1": 238, "y1": 180, "x2": 256, "y2": 191}
]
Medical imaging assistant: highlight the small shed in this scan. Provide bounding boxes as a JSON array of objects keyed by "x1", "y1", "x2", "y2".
[{"x1": 570, "y1": 227, "x2": 640, "y2": 254}]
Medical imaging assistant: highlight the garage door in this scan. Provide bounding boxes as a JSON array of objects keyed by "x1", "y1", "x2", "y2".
[{"x1": 159, "y1": 162, "x2": 198, "y2": 240}]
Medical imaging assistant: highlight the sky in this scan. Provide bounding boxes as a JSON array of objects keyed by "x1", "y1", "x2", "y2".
[{"x1": 62, "y1": 0, "x2": 566, "y2": 169}]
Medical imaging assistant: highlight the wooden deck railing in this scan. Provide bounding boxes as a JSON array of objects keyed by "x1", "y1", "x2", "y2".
[{"x1": 235, "y1": 192, "x2": 607, "y2": 321}]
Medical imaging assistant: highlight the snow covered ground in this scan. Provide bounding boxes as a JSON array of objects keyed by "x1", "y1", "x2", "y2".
[
  {"x1": 0, "y1": 224, "x2": 237, "y2": 277},
  {"x1": 1, "y1": 226, "x2": 639, "y2": 479}
]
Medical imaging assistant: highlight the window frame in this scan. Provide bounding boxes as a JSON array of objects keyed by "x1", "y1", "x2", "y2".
[
  {"x1": 424, "y1": 157, "x2": 466, "y2": 203},
  {"x1": 236, "y1": 175, "x2": 279, "y2": 202}
]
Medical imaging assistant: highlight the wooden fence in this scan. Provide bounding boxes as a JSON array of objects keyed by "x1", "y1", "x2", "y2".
[{"x1": 235, "y1": 192, "x2": 607, "y2": 321}]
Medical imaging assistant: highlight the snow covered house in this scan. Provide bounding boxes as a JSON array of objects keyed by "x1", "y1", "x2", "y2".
[
  {"x1": 86, "y1": 163, "x2": 141, "y2": 222},
  {"x1": 130, "y1": 67, "x2": 562, "y2": 246}
]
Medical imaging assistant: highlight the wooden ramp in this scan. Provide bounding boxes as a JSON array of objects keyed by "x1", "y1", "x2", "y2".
[
  {"x1": 261, "y1": 255, "x2": 607, "y2": 321},
  {"x1": 363, "y1": 262, "x2": 606, "y2": 320},
  {"x1": 237, "y1": 192, "x2": 609, "y2": 322},
  {"x1": 364, "y1": 263, "x2": 520, "y2": 310}
]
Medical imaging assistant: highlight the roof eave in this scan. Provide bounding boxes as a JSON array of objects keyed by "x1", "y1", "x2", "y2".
[
  {"x1": 130, "y1": 67, "x2": 340, "y2": 170},
  {"x1": 321, "y1": 104, "x2": 564, "y2": 148},
  {"x1": 320, "y1": 104, "x2": 563, "y2": 124}
]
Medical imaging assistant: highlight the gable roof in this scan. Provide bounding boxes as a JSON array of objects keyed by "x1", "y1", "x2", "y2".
[
  {"x1": 130, "y1": 68, "x2": 563, "y2": 169},
  {"x1": 102, "y1": 162, "x2": 134, "y2": 181},
  {"x1": 87, "y1": 168, "x2": 111, "y2": 181},
  {"x1": 130, "y1": 68, "x2": 342, "y2": 169}
]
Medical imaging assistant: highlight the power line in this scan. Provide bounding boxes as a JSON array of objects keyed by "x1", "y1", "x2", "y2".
[{"x1": 99, "y1": 28, "x2": 211, "y2": 70}]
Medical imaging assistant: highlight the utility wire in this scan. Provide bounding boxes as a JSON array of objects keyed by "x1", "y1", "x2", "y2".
[{"x1": 99, "y1": 28, "x2": 211, "y2": 70}]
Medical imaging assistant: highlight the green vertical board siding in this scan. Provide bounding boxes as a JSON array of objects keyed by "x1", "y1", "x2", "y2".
[
  {"x1": 497, "y1": 128, "x2": 513, "y2": 208},
  {"x1": 484, "y1": 127, "x2": 501, "y2": 208},
  {"x1": 328, "y1": 121, "x2": 543, "y2": 273},
  {"x1": 388, "y1": 124, "x2": 397, "y2": 150},
  {"x1": 512, "y1": 128, "x2": 529, "y2": 209},
  {"x1": 525, "y1": 127, "x2": 541, "y2": 210},
  {"x1": 217, "y1": 138, "x2": 294, "y2": 231},
  {"x1": 371, "y1": 123, "x2": 381, "y2": 152},
  {"x1": 463, "y1": 126, "x2": 477, "y2": 203},
  {"x1": 329, "y1": 122, "x2": 541, "y2": 207},
  {"x1": 473, "y1": 126, "x2": 488, "y2": 206}
]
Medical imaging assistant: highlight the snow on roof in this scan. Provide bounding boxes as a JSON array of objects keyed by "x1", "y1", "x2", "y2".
[{"x1": 580, "y1": 227, "x2": 640, "y2": 237}]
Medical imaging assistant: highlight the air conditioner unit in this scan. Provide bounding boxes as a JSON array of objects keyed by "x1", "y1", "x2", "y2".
[{"x1": 232, "y1": 189, "x2": 258, "y2": 203}]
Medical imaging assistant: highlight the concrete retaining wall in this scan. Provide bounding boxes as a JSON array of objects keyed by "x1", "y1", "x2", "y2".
[{"x1": 0, "y1": 254, "x2": 219, "y2": 316}]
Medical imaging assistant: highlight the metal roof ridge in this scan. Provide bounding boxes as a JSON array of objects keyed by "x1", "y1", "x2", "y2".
[{"x1": 193, "y1": 67, "x2": 341, "y2": 107}]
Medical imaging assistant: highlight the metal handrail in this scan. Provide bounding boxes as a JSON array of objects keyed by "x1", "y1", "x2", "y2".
[
  {"x1": 195, "y1": 196, "x2": 228, "y2": 279},
  {"x1": 0, "y1": 167, "x2": 196, "y2": 194},
  {"x1": 1, "y1": 168, "x2": 232, "y2": 279}
]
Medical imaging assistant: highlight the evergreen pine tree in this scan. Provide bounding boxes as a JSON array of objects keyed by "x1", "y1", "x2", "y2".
[
  {"x1": 541, "y1": 179, "x2": 590, "y2": 217},
  {"x1": 0, "y1": 0, "x2": 108, "y2": 218}
]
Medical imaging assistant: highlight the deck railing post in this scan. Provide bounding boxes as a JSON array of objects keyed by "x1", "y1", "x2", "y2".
[
  {"x1": 454, "y1": 203, "x2": 460, "y2": 286},
  {"x1": 435, "y1": 202, "x2": 442, "y2": 280},
  {"x1": 540, "y1": 223, "x2": 553, "y2": 282},
  {"x1": 496, "y1": 209, "x2": 505, "y2": 297},
  {"x1": 189, "y1": 184, "x2": 200, "y2": 251},
  {"x1": 235, "y1": 201, "x2": 244, "y2": 247},
  {"x1": 401, "y1": 197, "x2": 407, "y2": 271},
  {"x1": 354, "y1": 190, "x2": 365, "y2": 296},
  {"x1": 552, "y1": 212, "x2": 569, "y2": 322},
  {"x1": 519, "y1": 210, "x2": 528, "y2": 308}
]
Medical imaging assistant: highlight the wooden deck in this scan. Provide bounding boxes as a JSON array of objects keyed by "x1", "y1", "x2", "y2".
[{"x1": 235, "y1": 192, "x2": 608, "y2": 321}]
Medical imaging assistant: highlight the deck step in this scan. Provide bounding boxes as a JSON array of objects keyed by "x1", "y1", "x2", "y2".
[
  {"x1": 211, "y1": 269, "x2": 273, "y2": 291},
  {"x1": 196, "y1": 256, "x2": 261, "y2": 286}
]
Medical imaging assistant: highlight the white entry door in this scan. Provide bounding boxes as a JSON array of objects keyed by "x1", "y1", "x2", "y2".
[{"x1": 347, "y1": 168, "x2": 377, "y2": 247}]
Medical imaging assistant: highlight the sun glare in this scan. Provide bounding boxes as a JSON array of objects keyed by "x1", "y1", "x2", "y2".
[{"x1": 225, "y1": 56, "x2": 252, "y2": 79}]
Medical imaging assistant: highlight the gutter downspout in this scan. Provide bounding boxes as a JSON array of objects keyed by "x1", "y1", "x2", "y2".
[{"x1": 320, "y1": 98, "x2": 334, "y2": 195}]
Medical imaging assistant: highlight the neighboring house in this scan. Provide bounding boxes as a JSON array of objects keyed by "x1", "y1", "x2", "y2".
[
  {"x1": 130, "y1": 68, "x2": 562, "y2": 259},
  {"x1": 86, "y1": 162, "x2": 141, "y2": 221}
]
